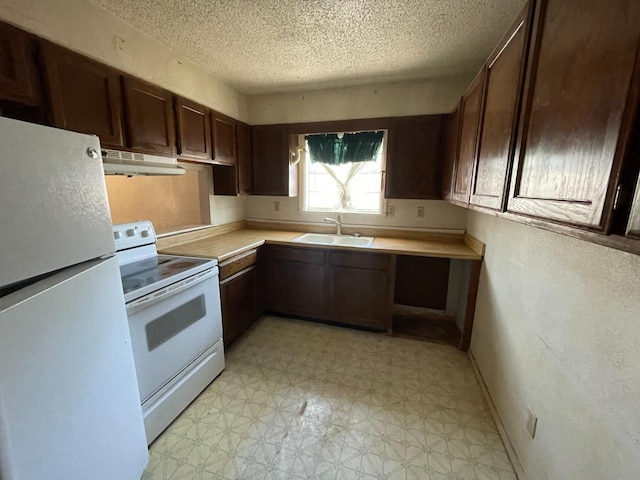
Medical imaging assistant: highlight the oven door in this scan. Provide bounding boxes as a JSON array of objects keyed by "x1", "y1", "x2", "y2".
[{"x1": 126, "y1": 267, "x2": 222, "y2": 402}]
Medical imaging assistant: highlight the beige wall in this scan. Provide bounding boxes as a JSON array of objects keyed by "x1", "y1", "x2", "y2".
[
  {"x1": 211, "y1": 195, "x2": 246, "y2": 226},
  {"x1": 246, "y1": 197, "x2": 468, "y2": 231},
  {"x1": 0, "y1": 0, "x2": 249, "y2": 122},
  {"x1": 247, "y1": 75, "x2": 471, "y2": 125},
  {"x1": 467, "y1": 210, "x2": 640, "y2": 480}
]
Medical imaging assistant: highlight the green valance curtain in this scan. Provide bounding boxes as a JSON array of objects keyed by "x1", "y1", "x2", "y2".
[{"x1": 305, "y1": 131, "x2": 384, "y2": 165}]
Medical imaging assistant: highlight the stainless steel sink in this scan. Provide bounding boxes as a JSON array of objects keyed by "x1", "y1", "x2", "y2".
[{"x1": 292, "y1": 232, "x2": 374, "y2": 247}]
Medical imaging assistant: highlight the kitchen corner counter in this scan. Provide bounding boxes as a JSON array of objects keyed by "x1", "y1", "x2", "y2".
[{"x1": 158, "y1": 228, "x2": 484, "y2": 262}]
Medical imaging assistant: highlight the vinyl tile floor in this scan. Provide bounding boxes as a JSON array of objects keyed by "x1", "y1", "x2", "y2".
[{"x1": 142, "y1": 316, "x2": 516, "y2": 480}]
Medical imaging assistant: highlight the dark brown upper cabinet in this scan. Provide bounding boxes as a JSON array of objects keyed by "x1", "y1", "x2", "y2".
[
  {"x1": 252, "y1": 124, "x2": 297, "y2": 196},
  {"x1": 442, "y1": 100, "x2": 462, "y2": 200},
  {"x1": 507, "y1": 0, "x2": 640, "y2": 231},
  {"x1": 450, "y1": 70, "x2": 485, "y2": 205},
  {"x1": 212, "y1": 165, "x2": 238, "y2": 196},
  {"x1": 237, "y1": 121, "x2": 253, "y2": 194},
  {"x1": 470, "y1": 5, "x2": 531, "y2": 211},
  {"x1": 175, "y1": 96, "x2": 211, "y2": 160},
  {"x1": 41, "y1": 43, "x2": 124, "y2": 148},
  {"x1": 385, "y1": 115, "x2": 445, "y2": 199},
  {"x1": 0, "y1": 22, "x2": 40, "y2": 106},
  {"x1": 211, "y1": 111, "x2": 237, "y2": 165},
  {"x1": 123, "y1": 77, "x2": 176, "y2": 155}
]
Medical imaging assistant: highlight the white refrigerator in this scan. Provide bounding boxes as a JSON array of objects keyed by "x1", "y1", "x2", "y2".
[{"x1": 0, "y1": 118, "x2": 148, "y2": 479}]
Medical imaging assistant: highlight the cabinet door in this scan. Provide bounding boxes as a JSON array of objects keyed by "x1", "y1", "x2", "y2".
[
  {"x1": 470, "y1": 6, "x2": 530, "y2": 211},
  {"x1": 442, "y1": 101, "x2": 462, "y2": 200},
  {"x1": 271, "y1": 247, "x2": 327, "y2": 319},
  {"x1": 175, "y1": 96, "x2": 211, "y2": 160},
  {"x1": 328, "y1": 251, "x2": 391, "y2": 330},
  {"x1": 0, "y1": 22, "x2": 39, "y2": 105},
  {"x1": 450, "y1": 70, "x2": 485, "y2": 205},
  {"x1": 219, "y1": 267, "x2": 257, "y2": 346},
  {"x1": 212, "y1": 165, "x2": 238, "y2": 196},
  {"x1": 123, "y1": 77, "x2": 176, "y2": 155},
  {"x1": 252, "y1": 124, "x2": 296, "y2": 196},
  {"x1": 42, "y1": 43, "x2": 124, "y2": 147},
  {"x1": 211, "y1": 112, "x2": 237, "y2": 165},
  {"x1": 508, "y1": 0, "x2": 640, "y2": 230},
  {"x1": 385, "y1": 115, "x2": 444, "y2": 199},
  {"x1": 330, "y1": 266, "x2": 389, "y2": 330},
  {"x1": 237, "y1": 121, "x2": 253, "y2": 194}
]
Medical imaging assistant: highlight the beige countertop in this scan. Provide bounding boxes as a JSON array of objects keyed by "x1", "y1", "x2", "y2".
[{"x1": 158, "y1": 228, "x2": 483, "y2": 262}]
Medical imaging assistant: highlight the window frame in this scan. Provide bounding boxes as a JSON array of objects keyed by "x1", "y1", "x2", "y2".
[{"x1": 298, "y1": 130, "x2": 388, "y2": 214}]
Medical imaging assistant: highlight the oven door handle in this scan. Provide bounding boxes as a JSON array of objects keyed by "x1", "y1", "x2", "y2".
[{"x1": 126, "y1": 267, "x2": 218, "y2": 315}]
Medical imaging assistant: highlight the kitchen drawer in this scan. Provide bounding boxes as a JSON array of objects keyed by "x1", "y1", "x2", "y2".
[
  {"x1": 219, "y1": 249, "x2": 257, "y2": 280},
  {"x1": 329, "y1": 251, "x2": 390, "y2": 270},
  {"x1": 270, "y1": 246, "x2": 325, "y2": 265}
]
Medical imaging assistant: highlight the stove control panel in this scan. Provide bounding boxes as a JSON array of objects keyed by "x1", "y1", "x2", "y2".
[{"x1": 113, "y1": 220, "x2": 157, "y2": 252}]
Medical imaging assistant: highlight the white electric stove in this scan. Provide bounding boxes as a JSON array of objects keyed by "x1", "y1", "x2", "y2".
[{"x1": 113, "y1": 221, "x2": 225, "y2": 444}]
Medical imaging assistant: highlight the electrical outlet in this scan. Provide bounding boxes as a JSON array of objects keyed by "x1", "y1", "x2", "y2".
[
  {"x1": 526, "y1": 410, "x2": 538, "y2": 439},
  {"x1": 417, "y1": 206, "x2": 425, "y2": 218},
  {"x1": 274, "y1": 201, "x2": 280, "y2": 212},
  {"x1": 387, "y1": 205, "x2": 395, "y2": 217}
]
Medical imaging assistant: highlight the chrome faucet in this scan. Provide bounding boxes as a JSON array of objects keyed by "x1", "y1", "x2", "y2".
[{"x1": 324, "y1": 214, "x2": 342, "y2": 235}]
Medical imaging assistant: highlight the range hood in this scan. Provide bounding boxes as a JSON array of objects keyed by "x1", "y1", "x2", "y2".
[{"x1": 102, "y1": 149, "x2": 186, "y2": 176}]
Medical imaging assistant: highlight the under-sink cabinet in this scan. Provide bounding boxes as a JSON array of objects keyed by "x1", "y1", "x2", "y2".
[
  {"x1": 268, "y1": 246, "x2": 392, "y2": 330},
  {"x1": 328, "y1": 251, "x2": 393, "y2": 330},
  {"x1": 269, "y1": 246, "x2": 328, "y2": 319}
]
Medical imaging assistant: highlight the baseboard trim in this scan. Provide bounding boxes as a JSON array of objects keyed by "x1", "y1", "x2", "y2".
[{"x1": 468, "y1": 348, "x2": 527, "y2": 480}]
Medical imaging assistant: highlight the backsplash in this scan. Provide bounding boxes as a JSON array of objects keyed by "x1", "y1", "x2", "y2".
[
  {"x1": 211, "y1": 195, "x2": 247, "y2": 225},
  {"x1": 246, "y1": 196, "x2": 468, "y2": 231}
]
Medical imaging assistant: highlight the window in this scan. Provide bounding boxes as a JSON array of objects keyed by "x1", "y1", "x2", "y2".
[{"x1": 300, "y1": 131, "x2": 386, "y2": 213}]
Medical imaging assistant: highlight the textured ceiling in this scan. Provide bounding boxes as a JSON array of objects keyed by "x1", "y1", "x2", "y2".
[{"x1": 90, "y1": 0, "x2": 527, "y2": 95}]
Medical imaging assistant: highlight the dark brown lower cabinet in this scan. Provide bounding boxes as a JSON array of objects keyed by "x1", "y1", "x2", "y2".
[
  {"x1": 224, "y1": 246, "x2": 480, "y2": 350},
  {"x1": 328, "y1": 251, "x2": 391, "y2": 330},
  {"x1": 268, "y1": 247, "x2": 391, "y2": 330},
  {"x1": 270, "y1": 247, "x2": 328, "y2": 319},
  {"x1": 219, "y1": 266, "x2": 257, "y2": 347},
  {"x1": 329, "y1": 266, "x2": 389, "y2": 330}
]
